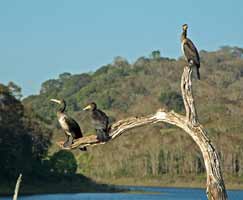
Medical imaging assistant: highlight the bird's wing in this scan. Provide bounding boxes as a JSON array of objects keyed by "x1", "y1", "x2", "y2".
[
  {"x1": 92, "y1": 110, "x2": 109, "y2": 130},
  {"x1": 64, "y1": 116, "x2": 83, "y2": 138},
  {"x1": 183, "y1": 38, "x2": 200, "y2": 68}
]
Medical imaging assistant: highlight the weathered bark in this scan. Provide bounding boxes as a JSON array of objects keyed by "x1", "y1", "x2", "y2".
[
  {"x1": 57, "y1": 66, "x2": 228, "y2": 199},
  {"x1": 13, "y1": 173, "x2": 22, "y2": 200},
  {"x1": 180, "y1": 67, "x2": 227, "y2": 200}
]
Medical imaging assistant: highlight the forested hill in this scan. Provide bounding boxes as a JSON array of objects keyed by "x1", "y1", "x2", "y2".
[{"x1": 24, "y1": 46, "x2": 243, "y2": 186}]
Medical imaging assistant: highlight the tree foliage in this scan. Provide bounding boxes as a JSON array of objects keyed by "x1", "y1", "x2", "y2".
[
  {"x1": 50, "y1": 150, "x2": 77, "y2": 174},
  {"x1": 0, "y1": 85, "x2": 51, "y2": 181},
  {"x1": 150, "y1": 50, "x2": 161, "y2": 60},
  {"x1": 7, "y1": 81, "x2": 22, "y2": 99}
]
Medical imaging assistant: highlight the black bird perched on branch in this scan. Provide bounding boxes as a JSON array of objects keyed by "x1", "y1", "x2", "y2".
[
  {"x1": 181, "y1": 24, "x2": 200, "y2": 80},
  {"x1": 50, "y1": 98, "x2": 86, "y2": 151},
  {"x1": 83, "y1": 102, "x2": 110, "y2": 142}
]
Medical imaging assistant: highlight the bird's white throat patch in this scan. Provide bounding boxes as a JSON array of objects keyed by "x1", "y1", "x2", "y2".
[
  {"x1": 58, "y1": 115, "x2": 69, "y2": 130},
  {"x1": 181, "y1": 41, "x2": 186, "y2": 59},
  {"x1": 59, "y1": 115, "x2": 66, "y2": 123}
]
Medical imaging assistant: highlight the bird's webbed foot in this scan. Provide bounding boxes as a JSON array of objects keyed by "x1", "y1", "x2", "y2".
[{"x1": 63, "y1": 136, "x2": 73, "y2": 147}]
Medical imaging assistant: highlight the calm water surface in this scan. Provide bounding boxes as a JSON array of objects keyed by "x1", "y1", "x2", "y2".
[{"x1": 1, "y1": 186, "x2": 243, "y2": 200}]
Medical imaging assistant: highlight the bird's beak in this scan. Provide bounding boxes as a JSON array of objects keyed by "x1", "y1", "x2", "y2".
[
  {"x1": 83, "y1": 104, "x2": 92, "y2": 111},
  {"x1": 50, "y1": 99, "x2": 62, "y2": 104}
]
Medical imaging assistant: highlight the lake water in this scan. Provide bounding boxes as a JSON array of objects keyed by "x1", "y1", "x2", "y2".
[{"x1": 1, "y1": 186, "x2": 243, "y2": 200}]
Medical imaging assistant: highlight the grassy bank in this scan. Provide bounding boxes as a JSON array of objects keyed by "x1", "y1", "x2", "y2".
[{"x1": 94, "y1": 175, "x2": 243, "y2": 190}]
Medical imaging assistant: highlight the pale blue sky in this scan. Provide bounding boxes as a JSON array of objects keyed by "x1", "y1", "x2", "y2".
[{"x1": 0, "y1": 0, "x2": 243, "y2": 96}]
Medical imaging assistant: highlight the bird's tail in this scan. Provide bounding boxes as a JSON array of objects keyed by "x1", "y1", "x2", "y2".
[
  {"x1": 79, "y1": 147, "x2": 87, "y2": 151},
  {"x1": 196, "y1": 67, "x2": 200, "y2": 80},
  {"x1": 107, "y1": 125, "x2": 112, "y2": 140},
  {"x1": 107, "y1": 125, "x2": 112, "y2": 134}
]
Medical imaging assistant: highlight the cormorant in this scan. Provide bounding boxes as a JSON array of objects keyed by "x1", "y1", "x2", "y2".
[
  {"x1": 50, "y1": 98, "x2": 86, "y2": 151},
  {"x1": 83, "y1": 102, "x2": 110, "y2": 142},
  {"x1": 181, "y1": 24, "x2": 200, "y2": 80}
]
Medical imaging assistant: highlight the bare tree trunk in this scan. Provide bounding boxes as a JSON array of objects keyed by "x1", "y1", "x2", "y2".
[
  {"x1": 57, "y1": 66, "x2": 228, "y2": 199},
  {"x1": 13, "y1": 174, "x2": 22, "y2": 200},
  {"x1": 180, "y1": 66, "x2": 228, "y2": 200}
]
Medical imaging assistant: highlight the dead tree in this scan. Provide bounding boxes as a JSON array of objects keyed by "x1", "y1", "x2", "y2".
[{"x1": 57, "y1": 66, "x2": 228, "y2": 200}]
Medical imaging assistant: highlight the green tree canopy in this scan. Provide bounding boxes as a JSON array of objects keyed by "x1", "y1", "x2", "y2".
[
  {"x1": 7, "y1": 81, "x2": 22, "y2": 99},
  {"x1": 50, "y1": 150, "x2": 78, "y2": 174}
]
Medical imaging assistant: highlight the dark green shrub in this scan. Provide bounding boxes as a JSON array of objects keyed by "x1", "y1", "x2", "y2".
[{"x1": 50, "y1": 150, "x2": 77, "y2": 174}]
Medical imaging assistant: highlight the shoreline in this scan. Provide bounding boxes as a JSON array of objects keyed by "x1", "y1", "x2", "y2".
[
  {"x1": 93, "y1": 176, "x2": 243, "y2": 191},
  {"x1": 1, "y1": 183, "x2": 242, "y2": 197},
  {"x1": 1, "y1": 176, "x2": 242, "y2": 196},
  {"x1": 0, "y1": 185, "x2": 122, "y2": 197}
]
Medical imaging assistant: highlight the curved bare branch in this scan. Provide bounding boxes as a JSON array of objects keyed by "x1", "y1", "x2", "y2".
[{"x1": 56, "y1": 66, "x2": 228, "y2": 200}]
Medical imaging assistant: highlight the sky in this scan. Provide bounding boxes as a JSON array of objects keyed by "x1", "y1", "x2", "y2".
[{"x1": 0, "y1": 0, "x2": 243, "y2": 97}]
